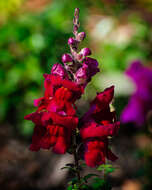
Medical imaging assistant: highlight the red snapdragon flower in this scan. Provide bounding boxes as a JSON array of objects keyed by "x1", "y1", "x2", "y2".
[
  {"x1": 80, "y1": 86, "x2": 120, "y2": 167},
  {"x1": 24, "y1": 65, "x2": 83, "y2": 154}
]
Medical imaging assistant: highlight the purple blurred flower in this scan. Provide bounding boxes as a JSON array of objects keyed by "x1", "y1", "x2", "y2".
[{"x1": 121, "y1": 60, "x2": 152, "y2": 126}]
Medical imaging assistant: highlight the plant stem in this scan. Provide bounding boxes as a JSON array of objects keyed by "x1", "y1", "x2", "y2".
[
  {"x1": 73, "y1": 131, "x2": 81, "y2": 177},
  {"x1": 73, "y1": 8, "x2": 80, "y2": 37},
  {"x1": 71, "y1": 8, "x2": 82, "y2": 189},
  {"x1": 74, "y1": 144, "x2": 81, "y2": 181},
  {"x1": 73, "y1": 130, "x2": 81, "y2": 189}
]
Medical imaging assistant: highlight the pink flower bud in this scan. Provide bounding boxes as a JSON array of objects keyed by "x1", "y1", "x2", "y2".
[
  {"x1": 62, "y1": 54, "x2": 73, "y2": 63},
  {"x1": 81, "y1": 48, "x2": 92, "y2": 57},
  {"x1": 68, "y1": 37, "x2": 77, "y2": 45},
  {"x1": 75, "y1": 64, "x2": 88, "y2": 85},
  {"x1": 51, "y1": 63, "x2": 68, "y2": 79},
  {"x1": 77, "y1": 32, "x2": 86, "y2": 41},
  {"x1": 77, "y1": 53, "x2": 83, "y2": 61}
]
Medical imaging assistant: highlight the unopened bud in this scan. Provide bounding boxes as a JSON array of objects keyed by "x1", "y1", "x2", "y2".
[
  {"x1": 62, "y1": 54, "x2": 73, "y2": 63},
  {"x1": 68, "y1": 37, "x2": 77, "y2": 45},
  {"x1": 51, "y1": 63, "x2": 68, "y2": 78},
  {"x1": 77, "y1": 32, "x2": 86, "y2": 41},
  {"x1": 81, "y1": 48, "x2": 91, "y2": 57},
  {"x1": 75, "y1": 64, "x2": 88, "y2": 85},
  {"x1": 77, "y1": 53, "x2": 83, "y2": 61}
]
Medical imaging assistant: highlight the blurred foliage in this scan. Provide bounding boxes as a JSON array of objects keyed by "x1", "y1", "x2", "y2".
[
  {"x1": 135, "y1": 146, "x2": 152, "y2": 189},
  {"x1": 0, "y1": 0, "x2": 23, "y2": 21},
  {"x1": 94, "y1": 14, "x2": 152, "y2": 72},
  {"x1": 66, "y1": 163, "x2": 115, "y2": 190}
]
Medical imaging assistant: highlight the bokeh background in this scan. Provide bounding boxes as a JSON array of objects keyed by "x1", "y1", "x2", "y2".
[{"x1": 1, "y1": 0, "x2": 152, "y2": 189}]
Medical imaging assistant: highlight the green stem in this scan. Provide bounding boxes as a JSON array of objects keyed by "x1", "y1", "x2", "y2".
[
  {"x1": 73, "y1": 130, "x2": 82, "y2": 189},
  {"x1": 74, "y1": 146, "x2": 81, "y2": 181}
]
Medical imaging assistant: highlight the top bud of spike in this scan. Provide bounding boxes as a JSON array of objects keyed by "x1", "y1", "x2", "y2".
[
  {"x1": 73, "y1": 8, "x2": 80, "y2": 36},
  {"x1": 73, "y1": 8, "x2": 80, "y2": 25}
]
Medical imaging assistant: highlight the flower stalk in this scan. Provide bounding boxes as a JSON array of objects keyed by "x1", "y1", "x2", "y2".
[
  {"x1": 72, "y1": 8, "x2": 81, "y2": 187},
  {"x1": 24, "y1": 7, "x2": 120, "y2": 190},
  {"x1": 73, "y1": 132, "x2": 81, "y2": 181}
]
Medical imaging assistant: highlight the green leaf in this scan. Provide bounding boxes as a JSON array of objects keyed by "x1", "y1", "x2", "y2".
[
  {"x1": 68, "y1": 181, "x2": 72, "y2": 185},
  {"x1": 83, "y1": 174, "x2": 99, "y2": 182},
  {"x1": 97, "y1": 164, "x2": 115, "y2": 174},
  {"x1": 67, "y1": 185, "x2": 73, "y2": 190},
  {"x1": 66, "y1": 163, "x2": 75, "y2": 167},
  {"x1": 90, "y1": 177, "x2": 113, "y2": 190},
  {"x1": 105, "y1": 167, "x2": 115, "y2": 174},
  {"x1": 61, "y1": 166, "x2": 70, "y2": 170},
  {"x1": 81, "y1": 184, "x2": 90, "y2": 190},
  {"x1": 73, "y1": 184, "x2": 78, "y2": 190},
  {"x1": 71, "y1": 177, "x2": 79, "y2": 185},
  {"x1": 91, "y1": 177, "x2": 105, "y2": 189},
  {"x1": 61, "y1": 166, "x2": 77, "y2": 173}
]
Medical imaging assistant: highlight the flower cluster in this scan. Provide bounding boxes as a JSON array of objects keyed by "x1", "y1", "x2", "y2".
[
  {"x1": 80, "y1": 86, "x2": 120, "y2": 167},
  {"x1": 25, "y1": 8, "x2": 119, "y2": 167},
  {"x1": 25, "y1": 62, "x2": 85, "y2": 153},
  {"x1": 121, "y1": 60, "x2": 152, "y2": 126}
]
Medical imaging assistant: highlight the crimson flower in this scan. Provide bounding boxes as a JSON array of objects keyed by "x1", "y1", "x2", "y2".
[
  {"x1": 24, "y1": 66, "x2": 83, "y2": 154},
  {"x1": 80, "y1": 86, "x2": 120, "y2": 167}
]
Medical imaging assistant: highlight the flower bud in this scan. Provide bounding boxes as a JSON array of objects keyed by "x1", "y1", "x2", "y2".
[
  {"x1": 83, "y1": 57, "x2": 100, "y2": 79},
  {"x1": 51, "y1": 63, "x2": 68, "y2": 78},
  {"x1": 75, "y1": 64, "x2": 88, "y2": 85},
  {"x1": 73, "y1": 25, "x2": 79, "y2": 34},
  {"x1": 77, "y1": 53, "x2": 83, "y2": 61},
  {"x1": 62, "y1": 54, "x2": 73, "y2": 63},
  {"x1": 81, "y1": 48, "x2": 91, "y2": 57},
  {"x1": 68, "y1": 37, "x2": 77, "y2": 45},
  {"x1": 77, "y1": 32, "x2": 86, "y2": 41}
]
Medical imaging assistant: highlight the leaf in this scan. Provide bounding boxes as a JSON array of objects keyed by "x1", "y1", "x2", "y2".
[
  {"x1": 68, "y1": 178, "x2": 79, "y2": 189},
  {"x1": 66, "y1": 163, "x2": 75, "y2": 167},
  {"x1": 61, "y1": 166, "x2": 70, "y2": 170},
  {"x1": 80, "y1": 163, "x2": 87, "y2": 167},
  {"x1": 105, "y1": 167, "x2": 115, "y2": 174},
  {"x1": 97, "y1": 164, "x2": 115, "y2": 174},
  {"x1": 68, "y1": 181, "x2": 72, "y2": 185},
  {"x1": 83, "y1": 174, "x2": 99, "y2": 182},
  {"x1": 90, "y1": 177, "x2": 113, "y2": 190},
  {"x1": 67, "y1": 185, "x2": 73, "y2": 190},
  {"x1": 91, "y1": 178, "x2": 105, "y2": 189},
  {"x1": 81, "y1": 184, "x2": 90, "y2": 189},
  {"x1": 73, "y1": 184, "x2": 79, "y2": 190},
  {"x1": 61, "y1": 166, "x2": 77, "y2": 173},
  {"x1": 71, "y1": 177, "x2": 79, "y2": 185}
]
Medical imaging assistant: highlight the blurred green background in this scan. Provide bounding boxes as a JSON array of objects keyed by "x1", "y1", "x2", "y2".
[{"x1": 0, "y1": 0, "x2": 152, "y2": 190}]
